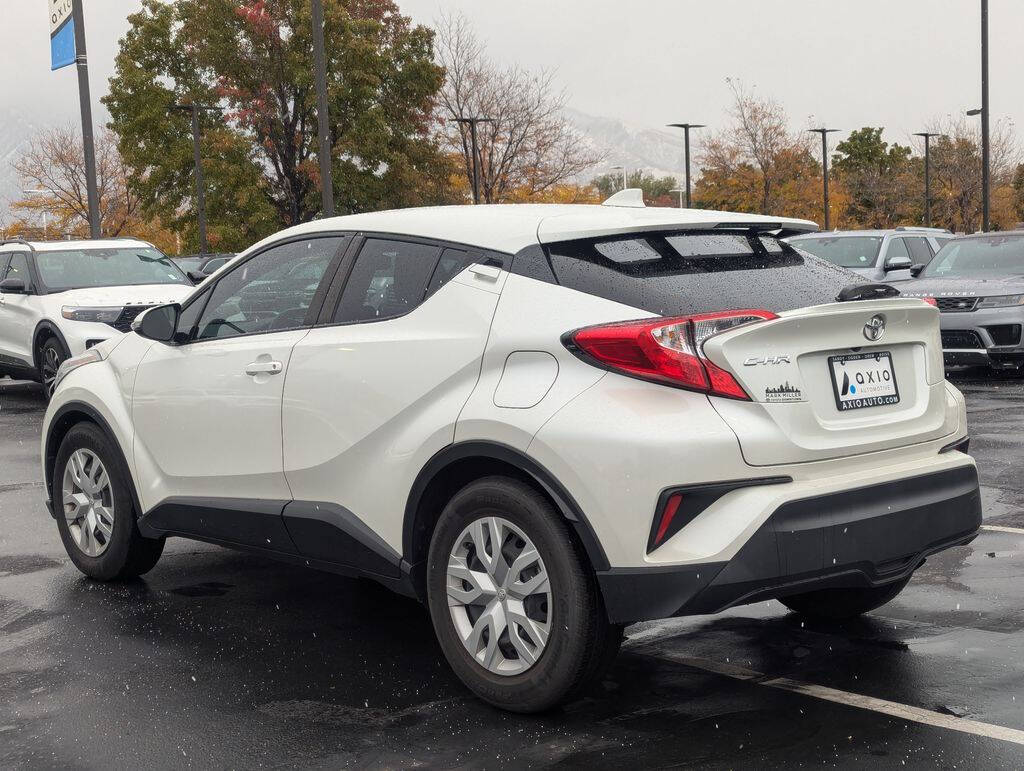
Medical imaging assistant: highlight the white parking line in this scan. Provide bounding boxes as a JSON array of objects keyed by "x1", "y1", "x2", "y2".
[
  {"x1": 982, "y1": 525, "x2": 1024, "y2": 535},
  {"x1": 640, "y1": 651, "x2": 1024, "y2": 747}
]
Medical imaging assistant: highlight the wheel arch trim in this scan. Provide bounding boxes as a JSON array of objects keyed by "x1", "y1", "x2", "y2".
[
  {"x1": 32, "y1": 320, "x2": 71, "y2": 372},
  {"x1": 44, "y1": 400, "x2": 141, "y2": 521},
  {"x1": 402, "y1": 440, "x2": 611, "y2": 573}
]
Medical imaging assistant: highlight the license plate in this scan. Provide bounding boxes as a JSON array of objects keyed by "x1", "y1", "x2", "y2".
[{"x1": 828, "y1": 351, "x2": 900, "y2": 411}]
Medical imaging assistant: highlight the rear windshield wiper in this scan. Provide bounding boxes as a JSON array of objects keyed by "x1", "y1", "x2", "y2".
[{"x1": 835, "y1": 283, "x2": 900, "y2": 303}]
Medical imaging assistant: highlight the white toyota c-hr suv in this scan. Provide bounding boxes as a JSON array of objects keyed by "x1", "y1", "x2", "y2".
[
  {"x1": 0, "y1": 238, "x2": 194, "y2": 395},
  {"x1": 41, "y1": 200, "x2": 981, "y2": 712}
]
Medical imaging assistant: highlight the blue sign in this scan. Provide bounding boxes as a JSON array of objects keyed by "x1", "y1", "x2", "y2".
[{"x1": 50, "y1": 0, "x2": 76, "y2": 71}]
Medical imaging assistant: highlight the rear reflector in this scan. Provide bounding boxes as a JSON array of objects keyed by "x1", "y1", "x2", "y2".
[
  {"x1": 652, "y1": 492, "x2": 683, "y2": 547},
  {"x1": 564, "y1": 310, "x2": 776, "y2": 399}
]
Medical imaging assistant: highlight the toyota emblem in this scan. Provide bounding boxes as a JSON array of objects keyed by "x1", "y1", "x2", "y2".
[{"x1": 863, "y1": 314, "x2": 886, "y2": 342}]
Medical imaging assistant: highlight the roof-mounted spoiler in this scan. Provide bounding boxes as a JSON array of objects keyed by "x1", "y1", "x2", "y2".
[{"x1": 712, "y1": 221, "x2": 819, "y2": 238}]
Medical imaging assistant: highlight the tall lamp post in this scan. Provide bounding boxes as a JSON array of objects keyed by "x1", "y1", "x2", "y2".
[
  {"x1": 808, "y1": 127, "x2": 840, "y2": 230},
  {"x1": 610, "y1": 163, "x2": 626, "y2": 189},
  {"x1": 310, "y1": 0, "x2": 335, "y2": 217},
  {"x1": 669, "y1": 188, "x2": 684, "y2": 208},
  {"x1": 666, "y1": 123, "x2": 705, "y2": 208},
  {"x1": 22, "y1": 189, "x2": 51, "y2": 238},
  {"x1": 913, "y1": 132, "x2": 942, "y2": 228},
  {"x1": 173, "y1": 102, "x2": 219, "y2": 254},
  {"x1": 450, "y1": 116, "x2": 493, "y2": 204}
]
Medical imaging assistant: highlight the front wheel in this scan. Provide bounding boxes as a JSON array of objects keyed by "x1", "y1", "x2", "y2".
[
  {"x1": 54, "y1": 423, "x2": 164, "y2": 581},
  {"x1": 426, "y1": 477, "x2": 622, "y2": 713},
  {"x1": 38, "y1": 337, "x2": 69, "y2": 398},
  {"x1": 779, "y1": 577, "x2": 911, "y2": 621}
]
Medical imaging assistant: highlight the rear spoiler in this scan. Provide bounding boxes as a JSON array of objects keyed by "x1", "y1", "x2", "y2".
[{"x1": 712, "y1": 222, "x2": 819, "y2": 238}]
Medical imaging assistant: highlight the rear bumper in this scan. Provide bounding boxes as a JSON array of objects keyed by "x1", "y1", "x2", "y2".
[{"x1": 597, "y1": 464, "x2": 982, "y2": 624}]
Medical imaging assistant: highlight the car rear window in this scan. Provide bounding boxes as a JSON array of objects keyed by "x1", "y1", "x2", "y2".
[{"x1": 543, "y1": 231, "x2": 863, "y2": 316}]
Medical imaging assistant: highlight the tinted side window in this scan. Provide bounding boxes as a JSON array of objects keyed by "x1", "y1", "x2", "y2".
[
  {"x1": 195, "y1": 237, "x2": 343, "y2": 340},
  {"x1": 546, "y1": 231, "x2": 862, "y2": 316},
  {"x1": 906, "y1": 237, "x2": 933, "y2": 262},
  {"x1": 425, "y1": 248, "x2": 475, "y2": 298},
  {"x1": 333, "y1": 239, "x2": 440, "y2": 323},
  {"x1": 0, "y1": 255, "x2": 10, "y2": 277},
  {"x1": 4, "y1": 254, "x2": 31, "y2": 286},
  {"x1": 884, "y1": 238, "x2": 910, "y2": 261}
]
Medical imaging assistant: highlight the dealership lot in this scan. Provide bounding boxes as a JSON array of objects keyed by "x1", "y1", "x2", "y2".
[{"x1": 1, "y1": 374, "x2": 1023, "y2": 768}]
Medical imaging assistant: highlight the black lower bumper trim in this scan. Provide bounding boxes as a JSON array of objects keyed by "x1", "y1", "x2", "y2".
[{"x1": 597, "y1": 464, "x2": 982, "y2": 624}]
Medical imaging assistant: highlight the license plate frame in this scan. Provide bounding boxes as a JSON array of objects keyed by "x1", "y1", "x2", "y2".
[{"x1": 828, "y1": 351, "x2": 900, "y2": 412}]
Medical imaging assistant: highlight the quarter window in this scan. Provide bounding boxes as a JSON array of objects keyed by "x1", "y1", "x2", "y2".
[
  {"x1": 425, "y1": 248, "x2": 476, "y2": 298},
  {"x1": 333, "y1": 238, "x2": 440, "y2": 323},
  {"x1": 194, "y1": 237, "x2": 343, "y2": 341}
]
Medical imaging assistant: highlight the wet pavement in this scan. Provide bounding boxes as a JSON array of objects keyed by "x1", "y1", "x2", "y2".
[{"x1": 2, "y1": 372, "x2": 1024, "y2": 768}]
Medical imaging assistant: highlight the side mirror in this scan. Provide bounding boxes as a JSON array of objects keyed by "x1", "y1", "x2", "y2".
[
  {"x1": 132, "y1": 303, "x2": 180, "y2": 342},
  {"x1": 883, "y1": 256, "x2": 913, "y2": 271},
  {"x1": 909, "y1": 263, "x2": 925, "y2": 277},
  {"x1": 0, "y1": 278, "x2": 27, "y2": 294},
  {"x1": 187, "y1": 270, "x2": 206, "y2": 284}
]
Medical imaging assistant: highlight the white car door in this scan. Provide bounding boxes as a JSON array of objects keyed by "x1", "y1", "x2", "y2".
[
  {"x1": 131, "y1": 236, "x2": 348, "y2": 541},
  {"x1": 0, "y1": 253, "x2": 39, "y2": 367},
  {"x1": 281, "y1": 238, "x2": 503, "y2": 565}
]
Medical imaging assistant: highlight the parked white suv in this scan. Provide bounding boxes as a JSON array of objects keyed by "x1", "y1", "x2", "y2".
[
  {"x1": 41, "y1": 203, "x2": 981, "y2": 712},
  {"x1": 0, "y1": 238, "x2": 194, "y2": 394}
]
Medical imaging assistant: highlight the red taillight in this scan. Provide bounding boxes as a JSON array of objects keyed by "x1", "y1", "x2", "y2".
[
  {"x1": 921, "y1": 297, "x2": 938, "y2": 307},
  {"x1": 565, "y1": 309, "x2": 776, "y2": 400}
]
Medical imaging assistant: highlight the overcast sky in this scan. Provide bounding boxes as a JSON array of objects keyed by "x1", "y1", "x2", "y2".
[{"x1": 3, "y1": 0, "x2": 1022, "y2": 147}]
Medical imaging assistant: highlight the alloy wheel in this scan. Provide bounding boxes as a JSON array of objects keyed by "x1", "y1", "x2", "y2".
[
  {"x1": 62, "y1": 449, "x2": 115, "y2": 557},
  {"x1": 446, "y1": 516, "x2": 552, "y2": 675},
  {"x1": 41, "y1": 345, "x2": 64, "y2": 396}
]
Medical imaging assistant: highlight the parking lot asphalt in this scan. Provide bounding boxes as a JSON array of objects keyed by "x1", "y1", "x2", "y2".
[{"x1": 2, "y1": 374, "x2": 1024, "y2": 769}]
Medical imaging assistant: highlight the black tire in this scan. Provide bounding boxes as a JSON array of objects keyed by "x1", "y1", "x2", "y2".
[
  {"x1": 426, "y1": 476, "x2": 620, "y2": 713},
  {"x1": 779, "y1": 577, "x2": 911, "y2": 621},
  {"x1": 38, "y1": 336, "x2": 69, "y2": 398},
  {"x1": 53, "y1": 423, "x2": 164, "y2": 581}
]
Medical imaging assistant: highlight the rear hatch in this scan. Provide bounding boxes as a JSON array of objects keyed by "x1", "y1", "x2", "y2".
[
  {"x1": 541, "y1": 228, "x2": 954, "y2": 466},
  {"x1": 703, "y1": 298, "x2": 950, "y2": 465}
]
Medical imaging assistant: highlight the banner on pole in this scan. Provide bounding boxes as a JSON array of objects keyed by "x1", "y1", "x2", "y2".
[{"x1": 50, "y1": 0, "x2": 75, "y2": 71}]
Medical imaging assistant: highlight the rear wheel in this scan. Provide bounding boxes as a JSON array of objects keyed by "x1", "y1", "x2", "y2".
[
  {"x1": 426, "y1": 477, "x2": 621, "y2": 713},
  {"x1": 38, "y1": 337, "x2": 69, "y2": 398},
  {"x1": 54, "y1": 423, "x2": 164, "y2": 581},
  {"x1": 779, "y1": 577, "x2": 911, "y2": 621}
]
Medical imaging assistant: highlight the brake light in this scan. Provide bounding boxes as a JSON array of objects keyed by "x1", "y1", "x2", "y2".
[{"x1": 565, "y1": 309, "x2": 776, "y2": 400}]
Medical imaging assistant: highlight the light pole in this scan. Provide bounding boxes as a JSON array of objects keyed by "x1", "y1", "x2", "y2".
[
  {"x1": 70, "y1": 1, "x2": 100, "y2": 238},
  {"x1": 808, "y1": 128, "x2": 840, "y2": 230},
  {"x1": 978, "y1": 0, "x2": 991, "y2": 231},
  {"x1": 22, "y1": 189, "x2": 51, "y2": 238},
  {"x1": 311, "y1": 0, "x2": 335, "y2": 217},
  {"x1": 610, "y1": 165, "x2": 627, "y2": 191},
  {"x1": 669, "y1": 187, "x2": 684, "y2": 208},
  {"x1": 666, "y1": 123, "x2": 705, "y2": 207},
  {"x1": 173, "y1": 102, "x2": 219, "y2": 254},
  {"x1": 913, "y1": 132, "x2": 942, "y2": 227},
  {"x1": 449, "y1": 116, "x2": 493, "y2": 204}
]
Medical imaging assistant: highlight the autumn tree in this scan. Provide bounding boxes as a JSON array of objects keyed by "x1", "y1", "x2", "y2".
[
  {"x1": 9, "y1": 125, "x2": 176, "y2": 250},
  {"x1": 695, "y1": 80, "x2": 827, "y2": 222},
  {"x1": 926, "y1": 117, "x2": 1019, "y2": 232},
  {"x1": 12, "y1": 126, "x2": 140, "y2": 238},
  {"x1": 105, "y1": 0, "x2": 458, "y2": 253},
  {"x1": 435, "y1": 12, "x2": 602, "y2": 203},
  {"x1": 831, "y1": 127, "x2": 920, "y2": 228}
]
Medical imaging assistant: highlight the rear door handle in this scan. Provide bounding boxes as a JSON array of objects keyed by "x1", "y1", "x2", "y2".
[{"x1": 245, "y1": 360, "x2": 283, "y2": 376}]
